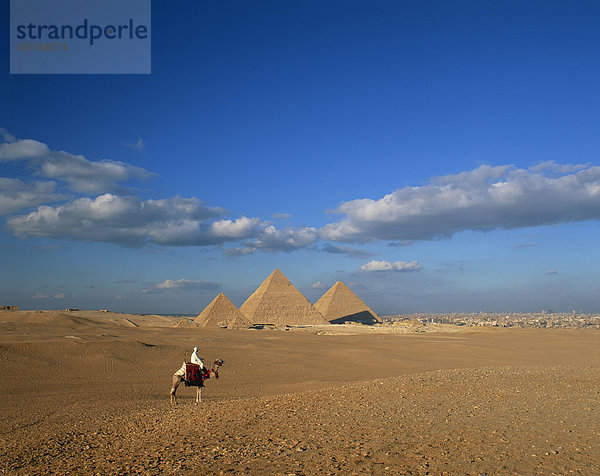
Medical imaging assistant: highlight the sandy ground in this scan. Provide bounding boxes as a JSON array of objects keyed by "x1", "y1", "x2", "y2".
[{"x1": 0, "y1": 310, "x2": 598, "y2": 474}]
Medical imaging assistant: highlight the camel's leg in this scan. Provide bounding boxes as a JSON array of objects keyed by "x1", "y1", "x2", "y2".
[
  {"x1": 195, "y1": 386, "x2": 202, "y2": 404},
  {"x1": 170, "y1": 375, "x2": 182, "y2": 405}
]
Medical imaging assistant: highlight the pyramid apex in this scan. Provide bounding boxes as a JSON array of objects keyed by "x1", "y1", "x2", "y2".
[
  {"x1": 265, "y1": 268, "x2": 290, "y2": 282},
  {"x1": 213, "y1": 292, "x2": 229, "y2": 301},
  {"x1": 330, "y1": 281, "x2": 351, "y2": 292}
]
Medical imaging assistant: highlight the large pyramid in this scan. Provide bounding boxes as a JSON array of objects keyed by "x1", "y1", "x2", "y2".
[
  {"x1": 240, "y1": 269, "x2": 328, "y2": 326},
  {"x1": 194, "y1": 292, "x2": 252, "y2": 329},
  {"x1": 315, "y1": 281, "x2": 380, "y2": 324}
]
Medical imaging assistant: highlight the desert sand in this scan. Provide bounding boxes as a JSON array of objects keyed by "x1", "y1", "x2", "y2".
[{"x1": 0, "y1": 309, "x2": 598, "y2": 474}]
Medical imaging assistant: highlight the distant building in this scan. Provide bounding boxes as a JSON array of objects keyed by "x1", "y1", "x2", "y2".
[{"x1": 0, "y1": 305, "x2": 19, "y2": 311}]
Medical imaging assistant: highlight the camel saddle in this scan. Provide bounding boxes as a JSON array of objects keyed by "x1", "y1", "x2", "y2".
[{"x1": 184, "y1": 362, "x2": 208, "y2": 387}]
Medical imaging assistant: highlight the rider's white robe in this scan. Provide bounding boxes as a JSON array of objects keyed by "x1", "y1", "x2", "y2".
[{"x1": 174, "y1": 350, "x2": 204, "y2": 377}]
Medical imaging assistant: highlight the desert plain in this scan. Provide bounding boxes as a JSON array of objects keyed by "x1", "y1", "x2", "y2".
[{"x1": 0, "y1": 309, "x2": 598, "y2": 475}]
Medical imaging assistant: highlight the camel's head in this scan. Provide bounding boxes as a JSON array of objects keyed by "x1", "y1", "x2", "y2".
[{"x1": 214, "y1": 359, "x2": 224, "y2": 367}]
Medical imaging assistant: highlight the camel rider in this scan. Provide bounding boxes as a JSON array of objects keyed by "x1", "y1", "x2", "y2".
[
  {"x1": 174, "y1": 346, "x2": 204, "y2": 377},
  {"x1": 191, "y1": 347, "x2": 204, "y2": 369}
]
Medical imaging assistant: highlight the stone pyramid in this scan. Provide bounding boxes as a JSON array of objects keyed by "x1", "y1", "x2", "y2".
[
  {"x1": 314, "y1": 281, "x2": 380, "y2": 324},
  {"x1": 240, "y1": 269, "x2": 328, "y2": 326},
  {"x1": 194, "y1": 292, "x2": 252, "y2": 329}
]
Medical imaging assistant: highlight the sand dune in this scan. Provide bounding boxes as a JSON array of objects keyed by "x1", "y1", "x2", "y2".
[{"x1": 0, "y1": 309, "x2": 598, "y2": 474}]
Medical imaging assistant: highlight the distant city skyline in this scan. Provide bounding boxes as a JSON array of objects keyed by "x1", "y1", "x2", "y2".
[{"x1": 2, "y1": 1, "x2": 599, "y2": 314}]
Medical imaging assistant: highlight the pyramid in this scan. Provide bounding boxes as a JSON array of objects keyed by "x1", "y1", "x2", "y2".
[
  {"x1": 314, "y1": 281, "x2": 380, "y2": 324},
  {"x1": 240, "y1": 269, "x2": 328, "y2": 326},
  {"x1": 194, "y1": 292, "x2": 252, "y2": 329}
]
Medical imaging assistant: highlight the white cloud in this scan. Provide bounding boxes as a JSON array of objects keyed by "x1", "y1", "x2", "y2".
[
  {"x1": 0, "y1": 136, "x2": 155, "y2": 193},
  {"x1": 6, "y1": 193, "x2": 230, "y2": 246},
  {"x1": 208, "y1": 217, "x2": 261, "y2": 238},
  {"x1": 0, "y1": 178, "x2": 63, "y2": 214},
  {"x1": 53, "y1": 293, "x2": 65, "y2": 299},
  {"x1": 360, "y1": 259, "x2": 422, "y2": 272},
  {"x1": 143, "y1": 278, "x2": 221, "y2": 294},
  {"x1": 223, "y1": 246, "x2": 256, "y2": 257},
  {"x1": 273, "y1": 212, "x2": 292, "y2": 219},
  {"x1": 310, "y1": 281, "x2": 329, "y2": 289},
  {"x1": 320, "y1": 244, "x2": 375, "y2": 259},
  {"x1": 39, "y1": 150, "x2": 155, "y2": 193},
  {"x1": 32, "y1": 293, "x2": 48, "y2": 299},
  {"x1": 321, "y1": 163, "x2": 600, "y2": 243},
  {"x1": 547, "y1": 269, "x2": 558, "y2": 275},
  {"x1": 5, "y1": 131, "x2": 600, "y2": 258},
  {"x1": 529, "y1": 161, "x2": 589, "y2": 175},
  {"x1": 0, "y1": 139, "x2": 49, "y2": 159},
  {"x1": 123, "y1": 137, "x2": 146, "y2": 152},
  {"x1": 247, "y1": 225, "x2": 318, "y2": 252},
  {"x1": 221, "y1": 225, "x2": 319, "y2": 256},
  {"x1": 0, "y1": 128, "x2": 16, "y2": 143},
  {"x1": 5, "y1": 190, "x2": 314, "y2": 251}
]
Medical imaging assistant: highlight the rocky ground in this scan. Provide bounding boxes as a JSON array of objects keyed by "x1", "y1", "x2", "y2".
[{"x1": 0, "y1": 311, "x2": 598, "y2": 474}]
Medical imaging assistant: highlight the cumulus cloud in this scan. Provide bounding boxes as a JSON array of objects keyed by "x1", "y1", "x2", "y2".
[
  {"x1": 6, "y1": 193, "x2": 232, "y2": 246},
  {"x1": 208, "y1": 217, "x2": 261, "y2": 239},
  {"x1": 511, "y1": 243, "x2": 536, "y2": 249},
  {"x1": 245, "y1": 225, "x2": 318, "y2": 252},
  {"x1": 320, "y1": 244, "x2": 375, "y2": 259},
  {"x1": 310, "y1": 281, "x2": 329, "y2": 289},
  {"x1": 0, "y1": 139, "x2": 49, "y2": 159},
  {"x1": 0, "y1": 136, "x2": 155, "y2": 193},
  {"x1": 221, "y1": 225, "x2": 319, "y2": 256},
  {"x1": 4, "y1": 189, "x2": 313, "y2": 250},
  {"x1": 32, "y1": 293, "x2": 47, "y2": 299},
  {"x1": 321, "y1": 163, "x2": 600, "y2": 243},
  {"x1": 142, "y1": 278, "x2": 221, "y2": 294},
  {"x1": 0, "y1": 178, "x2": 63, "y2": 214},
  {"x1": 529, "y1": 161, "x2": 590, "y2": 175},
  {"x1": 547, "y1": 269, "x2": 558, "y2": 275},
  {"x1": 360, "y1": 259, "x2": 422, "y2": 272},
  {"x1": 0, "y1": 128, "x2": 16, "y2": 143},
  {"x1": 53, "y1": 293, "x2": 65, "y2": 299},
  {"x1": 6, "y1": 131, "x2": 600, "y2": 258}
]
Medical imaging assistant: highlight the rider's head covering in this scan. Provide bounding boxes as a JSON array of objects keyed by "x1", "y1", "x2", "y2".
[{"x1": 193, "y1": 346, "x2": 198, "y2": 352}]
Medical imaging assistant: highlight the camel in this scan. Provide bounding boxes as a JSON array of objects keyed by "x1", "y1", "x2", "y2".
[{"x1": 170, "y1": 359, "x2": 224, "y2": 405}]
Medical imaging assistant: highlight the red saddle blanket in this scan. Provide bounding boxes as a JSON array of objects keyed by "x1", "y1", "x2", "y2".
[{"x1": 185, "y1": 362, "x2": 208, "y2": 387}]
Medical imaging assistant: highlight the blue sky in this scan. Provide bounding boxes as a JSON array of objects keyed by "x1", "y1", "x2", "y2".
[{"x1": 1, "y1": 0, "x2": 599, "y2": 314}]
